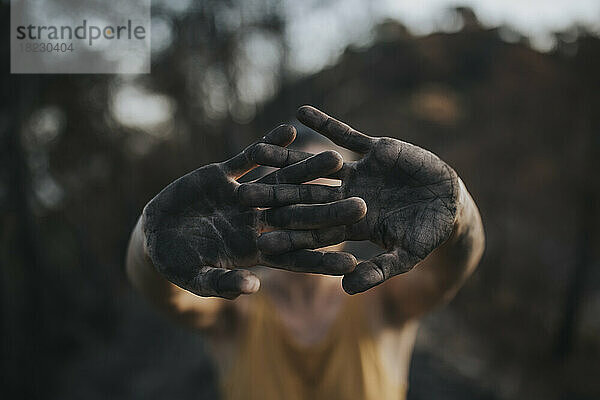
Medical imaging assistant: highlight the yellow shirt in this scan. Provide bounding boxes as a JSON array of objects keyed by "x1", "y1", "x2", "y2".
[{"x1": 221, "y1": 293, "x2": 407, "y2": 400}]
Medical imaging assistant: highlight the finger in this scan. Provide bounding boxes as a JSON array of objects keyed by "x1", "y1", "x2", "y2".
[
  {"x1": 251, "y1": 143, "x2": 313, "y2": 168},
  {"x1": 261, "y1": 250, "x2": 356, "y2": 275},
  {"x1": 222, "y1": 124, "x2": 296, "y2": 179},
  {"x1": 258, "y1": 226, "x2": 346, "y2": 255},
  {"x1": 341, "y1": 249, "x2": 421, "y2": 294},
  {"x1": 297, "y1": 106, "x2": 374, "y2": 154},
  {"x1": 189, "y1": 266, "x2": 260, "y2": 300},
  {"x1": 257, "y1": 150, "x2": 342, "y2": 184},
  {"x1": 251, "y1": 144, "x2": 350, "y2": 181},
  {"x1": 238, "y1": 183, "x2": 342, "y2": 207},
  {"x1": 259, "y1": 197, "x2": 367, "y2": 230},
  {"x1": 259, "y1": 161, "x2": 351, "y2": 182}
]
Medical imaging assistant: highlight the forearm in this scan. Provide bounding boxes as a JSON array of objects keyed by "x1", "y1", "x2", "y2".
[
  {"x1": 424, "y1": 178, "x2": 485, "y2": 299},
  {"x1": 126, "y1": 215, "x2": 226, "y2": 330},
  {"x1": 383, "y1": 179, "x2": 485, "y2": 320}
]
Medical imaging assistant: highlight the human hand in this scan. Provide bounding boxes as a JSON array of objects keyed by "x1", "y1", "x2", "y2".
[
  {"x1": 142, "y1": 125, "x2": 366, "y2": 299},
  {"x1": 250, "y1": 107, "x2": 460, "y2": 294}
]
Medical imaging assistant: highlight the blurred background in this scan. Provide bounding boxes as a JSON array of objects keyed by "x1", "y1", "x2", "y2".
[{"x1": 1, "y1": 0, "x2": 600, "y2": 399}]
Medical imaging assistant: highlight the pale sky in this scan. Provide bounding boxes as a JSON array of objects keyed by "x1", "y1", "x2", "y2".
[{"x1": 285, "y1": 0, "x2": 600, "y2": 73}]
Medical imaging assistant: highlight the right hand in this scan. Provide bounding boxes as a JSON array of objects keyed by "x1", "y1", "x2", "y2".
[
  {"x1": 240, "y1": 107, "x2": 460, "y2": 295},
  {"x1": 142, "y1": 125, "x2": 366, "y2": 299}
]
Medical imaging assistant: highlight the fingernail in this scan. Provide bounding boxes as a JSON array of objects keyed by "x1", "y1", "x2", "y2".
[{"x1": 240, "y1": 276, "x2": 260, "y2": 293}]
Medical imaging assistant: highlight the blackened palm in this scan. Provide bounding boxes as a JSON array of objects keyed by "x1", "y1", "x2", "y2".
[
  {"x1": 143, "y1": 125, "x2": 366, "y2": 299},
  {"x1": 297, "y1": 106, "x2": 459, "y2": 294}
]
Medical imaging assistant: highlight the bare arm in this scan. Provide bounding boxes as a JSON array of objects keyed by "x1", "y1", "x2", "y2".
[
  {"x1": 380, "y1": 178, "x2": 484, "y2": 321},
  {"x1": 126, "y1": 216, "x2": 227, "y2": 330}
]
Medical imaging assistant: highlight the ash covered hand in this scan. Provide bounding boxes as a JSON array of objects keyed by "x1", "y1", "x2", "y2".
[
  {"x1": 142, "y1": 125, "x2": 366, "y2": 299},
  {"x1": 290, "y1": 106, "x2": 460, "y2": 294}
]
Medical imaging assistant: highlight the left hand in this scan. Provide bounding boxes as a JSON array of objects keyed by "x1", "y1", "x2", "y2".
[{"x1": 142, "y1": 124, "x2": 366, "y2": 299}]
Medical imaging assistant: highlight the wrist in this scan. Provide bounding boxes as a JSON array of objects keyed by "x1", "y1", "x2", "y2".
[
  {"x1": 443, "y1": 178, "x2": 485, "y2": 265},
  {"x1": 446, "y1": 178, "x2": 479, "y2": 246}
]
